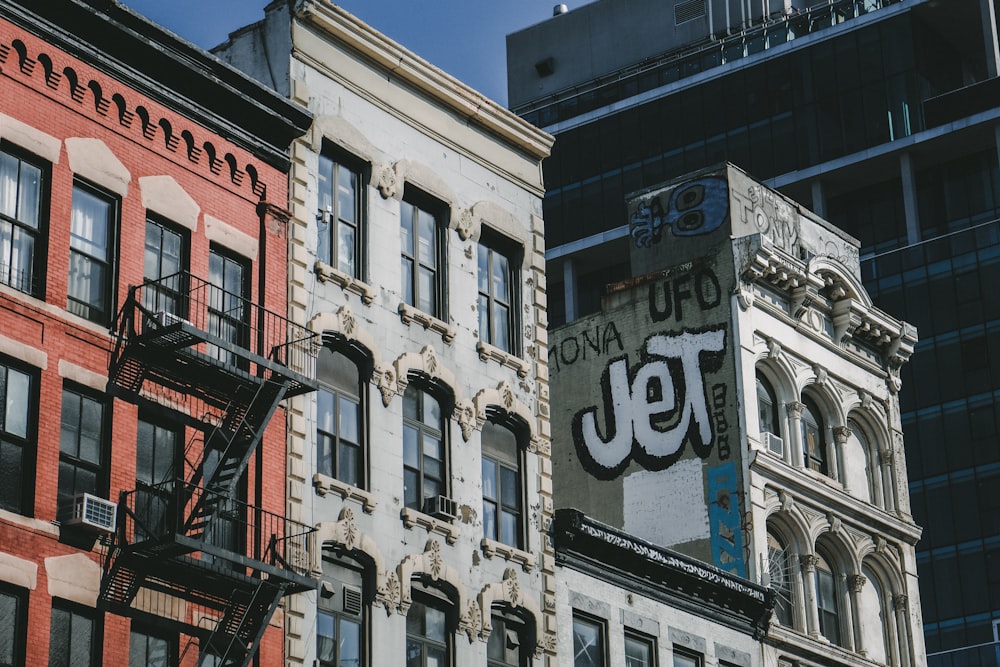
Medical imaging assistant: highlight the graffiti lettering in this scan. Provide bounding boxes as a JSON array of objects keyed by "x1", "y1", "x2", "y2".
[
  {"x1": 572, "y1": 327, "x2": 727, "y2": 479},
  {"x1": 648, "y1": 267, "x2": 722, "y2": 323},
  {"x1": 549, "y1": 322, "x2": 624, "y2": 373},
  {"x1": 708, "y1": 461, "x2": 746, "y2": 577},
  {"x1": 630, "y1": 177, "x2": 730, "y2": 248},
  {"x1": 712, "y1": 383, "x2": 730, "y2": 460}
]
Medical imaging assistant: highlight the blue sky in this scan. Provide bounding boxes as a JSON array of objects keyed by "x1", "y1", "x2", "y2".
[{"x1": 119, "y1": 0, "x2": 563, "y2": 106}]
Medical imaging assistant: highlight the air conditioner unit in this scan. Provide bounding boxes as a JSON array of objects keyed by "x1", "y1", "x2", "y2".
[
  {"x1": 64, "y1": 493, "x2": 117, "y2": 533},
  {"x1": 422, "y1": 495, "x2": 457, "y2": 521},
  {"x1": 156, "y1": 310, "x2": 191, "y2": 327},
  {"x1": 764, "y1": 432, "x2": 784, "y2": 456}
]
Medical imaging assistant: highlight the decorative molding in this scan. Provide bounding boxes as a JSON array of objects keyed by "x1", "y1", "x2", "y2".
[
  {"x1": 476, "y1": 341, "x2": 530, "y2": 377},
  {"x1": 848, "y1": 574, "x2": 867, "y2": 594},
  {"x1": 480, "y1": 538, "x2": 535, "y2": 572},
  {"x1": 312, "y1": 473, "x2": 377, "y2": 513},
  {"x1": 397, "y1": 539, "x2": 466, "y2": 615},
  {"x1": 400, "y1": 507, "x2": 460, "y2": 544},
  {"x1": 478, "y1": 568, "x2": 546, "y2": 656},
  {"x1": 398, "y1": 303, "x2": 456, "y2": 343},
  {"x1": 314, "y1": 261, "x2": 377, "y2": 304},
  {"x1": 376, "y1": 163, "x2": 397, "y2": 199}
]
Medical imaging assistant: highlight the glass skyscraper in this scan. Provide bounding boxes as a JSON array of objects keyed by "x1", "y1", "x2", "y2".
[{"x1": 508, "y1": 0, "x2": 1000, "y2": 663}]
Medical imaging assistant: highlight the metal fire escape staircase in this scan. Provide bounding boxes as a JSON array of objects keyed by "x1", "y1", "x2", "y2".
[{"x1": 99, "y1": 273, "x2": 319, "y2": 667}]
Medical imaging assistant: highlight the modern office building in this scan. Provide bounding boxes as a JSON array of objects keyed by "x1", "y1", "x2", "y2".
[
  {"x1": 215, "y1": 3, "x2": 556, "y2": 666},
  {"x1": 545, "y1": 164, "x2": 923, "y2": 666},
  {"x1": 0, "y1": 0, "x2": 312, "y2": 665},
  {"x1": 509, "y1": 0, "x2": 1000, "y2": 663}
]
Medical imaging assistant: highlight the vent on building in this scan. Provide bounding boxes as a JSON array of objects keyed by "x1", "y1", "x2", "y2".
[
  {"x1": 674, "y1": 0, "x2": 706, "y2": 24},
  {"x1": 342, "y1": 585, "x2": 363, "y2": 616},
  {"x1": 64, "y1": 493, "x2": 117, "y2": 533}
]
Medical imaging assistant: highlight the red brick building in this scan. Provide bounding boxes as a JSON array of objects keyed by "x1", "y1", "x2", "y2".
[{"x1": 0, "y1": 1, "x2": 312, "y2": 665}]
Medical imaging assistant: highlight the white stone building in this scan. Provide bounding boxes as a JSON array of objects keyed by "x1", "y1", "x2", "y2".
[
  {"x1": 547, "y1": 164, "x2": 924, "y2": 667},
  {"x1": 216, "y1": 3, "x2": 555, "y2": 666}
]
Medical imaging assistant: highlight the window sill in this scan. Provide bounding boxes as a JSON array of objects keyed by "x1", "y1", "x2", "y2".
[
  {"x1": 480, "y1": 538, "x2": 535, "y2": 572},
  {"x1": 0, "y1": 508, "x2": 60, "y2": 537},
  {"x1": 313, "y1": 473, "x2": 377, "y2": 513},
  {"x1": 476, "y1": 341, "x2": 529, "y2": 378},
  {"x1": 400, "y1": 507, "x2": 460, "y2": 544},
  {"x1": 314, "y1": 261, "x2": 376, "y2": 304},
  {"x1": 397, "y1": 303, "x2": 456, "y2": 343}
]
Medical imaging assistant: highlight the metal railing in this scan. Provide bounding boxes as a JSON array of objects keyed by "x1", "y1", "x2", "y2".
[{"x1": 117, "y1": 479, "x2": 314, "y2": 578}]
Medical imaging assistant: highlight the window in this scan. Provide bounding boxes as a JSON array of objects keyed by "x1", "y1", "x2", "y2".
[
  {"x1": 572, "y1": 614, "x2": 605, "y2": 667},
  {"x1": 0, "y1": 146, "x2": 45, "y2": 296},
  {"x1": 0, "y1": 584, "x2": 27, "y2": 667},
  {"x1": 402, "y1": 387, "x2": 446, "y2": 514},
  {"x1": 814, "y1": 552, "x2": 841, "y2": 645},
  {"x1": 756, "y1": 374, "x2": 779, "y2": 437},
  {"x1": 406, "y1": 596, "x2": 451, "y2": 667},
  {"x1": 317, "y1": 348, "x2": 364, "y2": 488},
  {"x1": 58, "y1": 387, "x2": 107, "y2": 515},
  {"x1": 318, "y1": 557, "x2": 364, "y2": 667},
  {"x1": 67, "y1": 182, "x2": 116, "y2": 324},
  {"x1": 800, "y1": 397, "x2": 827, "y2": 474},
  {"x1": 672, "y1": 647, "x2": 701, "y2": 667},
  {"x1": 48, "y1": 600, "x2": 100, "y2": 667},
  {"x1": 400, "y1": 194, "x2": 445, "y2": 318},
  {"x1": 482, "y1": 420, "x2": 523, "y2": 549},
  {"x1": 143, "y1": 218, "x2": 186, "y2": 317},
  {"x1": 478, "y1": 233, "x2": 518, "y2": 354},
  {"x1": 135, "y1": 413, "x2": 181, "y2": 539},
  {"x1": 0, "y1": 358, "x2": 36, "y2": 515},
  {"x1": 488, "y1": 611, "x2": 527, "y2": 667},
  {"x1": 318, "y1": 150, "x2": 364, "y2": 278},
  {"x1": 624, "y1": 630, "x2": 656, "y2": 667},
  {"x1": 767, "y1": 531, "x2": 794, "y2": 627},
  {"x1": 208, "y1": 247, "x2": 249, "y2": 363},
  {"x1": 129, "y1": 626, "x2": 176, "y2": 667}
]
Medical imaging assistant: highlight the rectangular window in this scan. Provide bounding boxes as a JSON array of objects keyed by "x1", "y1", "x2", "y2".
[
  {"x1": 316, "y1": 347, "x2": 364, "y2": 488},
  {"x1": 143, "y1": 218, "x2": 187, "y2": 318},
  {"x1": 49, "y1": 600, "x2": 101, "y2": 667},
  {"x1": 0, "y1": 584, "x2": 27, "y2": 667},
  {"x1": 208, "y1": 247, "x2": 249, "y2": 363},
  {"x1": 478, "y1": 232, "x2": 519, "y2": 354},
  {"x1": 318, "y1": 150, "x2": 364, "y2": 279},
  {"x1": 402, "y1": 387, "x2": 446, "y2": 514},
  {"x1": 406, "y1": 596, "x2": 451, "y2": 667},
  {"x1": 572, "y1": 614, "x2": 606, "y2": 667},
  {"x1": 58, "y1": 386, "x2": 108, "y2": 516},
  {"x1": 400, "y1": 193, "x2": 446, "y2": 318},
  {"x1": 67, "y1": 182, "x2": 116, "y2": 324},
  {"x1": 0, "y1": 146, "x2": 45, "y2": 296},
  {"x1": 672, "y1": 647, "x2": 702, "y2": 667},
  {"x1": 135, "y1": 413, "x2": 181, "y2": 539},
  {"x1": 129, "y1": 626, "x2": 176, "y2": 667},
  {"x1": 0, "y1": 358, "x2": 36, "y2": 515},
  {"x1": 482, "y1": 420, "x2": 523, "y2": 549},
  {"x1": 625, "y1": 631, "x2": 656, "y2": 667}
]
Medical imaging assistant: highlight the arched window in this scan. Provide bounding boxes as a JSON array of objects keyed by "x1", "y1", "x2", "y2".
[
  {"x1": 814, "y1": 551, "x2": 841, "y2": 645},
  {"x1": 800, "y1": 397, "x2": 827, "y2": 475},
  {"x1": 407, "y1": 586, "x2": 453, "y2": 667},
  {"x1": 318, "y1": 555, "x2": 365, "y2": 667},
  {"x1": 767, "y1": 531, "x2": 795, "y2": 627},
  {"x1": 482, "y1": 419, "x2": 524, "y2": 549},
  {"x1": 757, "y1": 373, "x2": 782, "y2": 455},
  {"x1": 488, "y1": 607, "x2": 530, "y2": 667},
  {"x1": 843, "y1": 419, "x2": 874, "y2": 503},
  {"x1": 317, "y1": 347, "x2": 365, "y2": 488},
  {"x1": 859, "y1": 566, "x2": 890, "y2": 664},
  {"x1": 403, "y1": 386, "x2": 447, "y2": 514}
]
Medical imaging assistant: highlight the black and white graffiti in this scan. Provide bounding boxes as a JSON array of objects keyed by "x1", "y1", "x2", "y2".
[
  {"x1": 630, "y1": 177, "x2": 730, "y2": 248},
  {"x1": 571, "y1": 326, "x2": 728, "y2": 480}
]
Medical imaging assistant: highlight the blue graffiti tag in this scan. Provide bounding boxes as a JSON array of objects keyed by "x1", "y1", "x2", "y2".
[
  {"x1": 707, "y1": 461, "x2": 746, "y2": 577},
  {"x1": 630, "y1": 177, "x2": 730, "y2": 247}
]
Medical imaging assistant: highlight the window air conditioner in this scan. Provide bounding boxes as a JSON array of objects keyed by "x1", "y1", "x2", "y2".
[
  {"x1": 64, "y1": 493, "x2": 117, "y2": 533},
  {"x1": 764, "y1": 432, "x2": 784, "y2": 457},
  {"x1": 422, "y1": 495, "x2": 458, "y2": 521}
]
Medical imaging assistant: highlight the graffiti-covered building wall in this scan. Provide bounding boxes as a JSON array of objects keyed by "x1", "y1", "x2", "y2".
[{"x1": 549, "y1": 164, "x2": 927, "y2": 667}]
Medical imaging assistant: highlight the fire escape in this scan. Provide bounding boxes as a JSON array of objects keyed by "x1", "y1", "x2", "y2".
[{"x1": 99, "y1": 272, "x2": 318, "y2": 667}]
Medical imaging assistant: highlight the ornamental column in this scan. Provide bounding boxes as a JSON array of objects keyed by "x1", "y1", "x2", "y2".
[
  {"x1": 800, "y1": 553, "x2": 821, "y2": 638},
  {"x1": 848, "y1": 573, "x2": 867, "y2": 655},
  {"x1": 787, "y1": 401, "x2": 805, "y2": 468}
]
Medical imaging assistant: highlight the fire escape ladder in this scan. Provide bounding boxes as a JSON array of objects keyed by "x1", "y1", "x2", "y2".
[
  {"x1": 197, "y1": 579, "x2": 288, "y2": 667},
  {"x1": 108, "y1": 286, "x2": 146, "y2": 396},
  {"x1": 184, "y1": 378, "x2": 289, "y2": 537}
]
